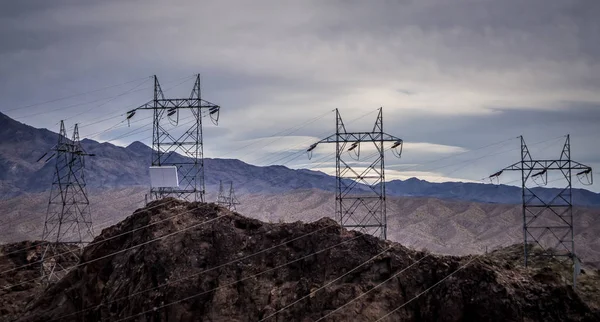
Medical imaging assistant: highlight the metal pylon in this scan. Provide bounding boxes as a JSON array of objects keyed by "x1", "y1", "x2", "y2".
[
  {"x1": 40, "y1": 121, "x2": 94, "y2": 283},
  {"x1": 127, "y1": 74, "x2": 221, "y2": 203},
  {"x1": 489, "y1": 135, "x2": 593, "y2": 286},
  {"x1": 307, "y1": 108, "x2": 403, "y2": 239},
  {"x1": 216, "y1": 180, "x2": 240, "y2": 211}
]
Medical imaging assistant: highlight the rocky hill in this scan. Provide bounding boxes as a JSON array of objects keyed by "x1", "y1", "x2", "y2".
[{"x1": 2, "y1": 200, "x2": 598, "y2": 321}]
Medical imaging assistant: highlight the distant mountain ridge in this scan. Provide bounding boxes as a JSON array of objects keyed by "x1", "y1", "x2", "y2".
[
  {"x1": 0, "y1": 112, "x2": 338, "y2": 198},
  {"x1": 1, "y1": 111, "x2": 599, "y2": 207},
  {"x1": 383, "y1": 178, "x2": 600, "y2": 206}
]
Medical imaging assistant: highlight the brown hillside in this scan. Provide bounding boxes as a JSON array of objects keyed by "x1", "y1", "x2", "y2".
[{"x1": 5, "y1": 199, "x2": 598, "y2": 322}]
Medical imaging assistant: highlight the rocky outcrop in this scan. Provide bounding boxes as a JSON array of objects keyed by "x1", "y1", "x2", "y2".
[
  {"x1": 0, "y1": 241, "x2": 79, "y2": 321},
  {"x1": 4, "y1": 199, "x2": 599, "y2": 321}
]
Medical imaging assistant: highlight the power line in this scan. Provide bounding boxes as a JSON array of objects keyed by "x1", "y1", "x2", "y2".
[
  {"x1": 382, "y1": 135, "x2": 567, "y2": 183},
  {"x1": 47, "y1": 217, "x2": 523, "y2": 321},
  {"x1": 51, "y1": 221, "x2": 343, "y2": 321},
  {"x1": 216, "y1": 109, "x2": 335, "y2": 160},
  {"x1": 0, "y1": 198, "x2": 179, "y2": 269},
  {"x1": 248, "y1": 108, "x2": 380, "y2": 166},
  {"x1": 394, "y1": 137, "x2": 519, "y2": 172},
  {"x1": 0, "y1": 133, "x2": 575, "y2": 245},
  {"x1": 1, "y1": 77, "x2": 150, "y2": 114},
  {"x1": 259, "y1": 246, "x2": 393, "y2": 321},
  {"x1": 317, "y1": 229, "x2": 520, "y2": 321},
  {"x1": 4, "y1": 116, "x2": 585, "y2": 260},
  {"x1": 0, "y1": 135, "x2": 542, "y2": 259},
  {"x1": 111, "y1": 234, "x2": 364, "y2": 322},
  {"x1": 3, "y1": 204, "x2": 227, "y2": 289},
  {"x1": 11, "y1": 79, "x2": 152, "y2": 121},
  {"x1": 0, "y1": 110, "x2": 336, "y2": 241},
  {"x1": 314, "y1": 254, "x2": 431, "y2": 322},
  {"x1": 67, "y1": 75, "x2": 197, "y2": 131},
  {"x1": 374, "y1": 256, "x2": 479, "y2": 321},
  {"x1": 62, "y1": 79, "x2": 152, "y2": 123},
  {"x1": 0, "y1": 147, "x2": 338, "y2": 259}
]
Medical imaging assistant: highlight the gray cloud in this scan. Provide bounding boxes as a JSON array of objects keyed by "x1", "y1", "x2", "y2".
[{"x1": 0, "y1": 0, "x2": 598, "y2": 191}]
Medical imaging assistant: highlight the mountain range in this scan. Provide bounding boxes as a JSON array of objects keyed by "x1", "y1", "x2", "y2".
[
  {"x1": 1, "y1": 111, "x2": 600, "y2": 268},
  {"x1": 1, "y1": 111, "x2": 599, "y2": 206}
]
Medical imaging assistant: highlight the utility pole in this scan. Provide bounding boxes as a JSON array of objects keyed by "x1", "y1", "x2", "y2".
[
  {"x1": 307, "y1": 108, "x2": 403, "y2": 239},
  {"x1": 489, "y1": 135, "x2": 592, "y2": 287},
  {"x1": 39, "y1": 121, "x2": 94, "y2": 283},
  {"x1": 216, "y1": 180, "x2": 240, "y2": 211},
  {"x1": 127, "y1": 74, "x2": 221, "y2": 203}
]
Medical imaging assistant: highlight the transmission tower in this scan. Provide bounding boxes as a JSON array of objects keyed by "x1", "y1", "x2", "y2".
[
  {"x1": 127, "y1": 74, "x2": 221, "y2": 203},
  {"x1": 216, "y1": 180, "x2": 240, "y2": 211},
  {"x1": 307, "y1": 108, "x2": 403, "y2": 239},
  {"x1": 39, "y1": 121, "x2": 94, "y2": 283},
  {"x1": 488, "y1": 135, "x2": 592, "y2": 285}
]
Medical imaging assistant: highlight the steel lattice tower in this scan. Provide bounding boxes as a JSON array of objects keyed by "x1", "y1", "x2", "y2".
[
  {"x1": 40, "y1": 121, "x2": 94, "y2": 283},
  {"x1": 128, "y1": 74, "x2": 221, "y2": 202},
  {"x1": 216, "y1": 180, "x2": 240, "y2": 211},
  {"x1": 307, "y1": 108, "x2": 403, "y2": 239},
  {"x1": 489, "y1": 135, "x2": 592, "y2": 285}
]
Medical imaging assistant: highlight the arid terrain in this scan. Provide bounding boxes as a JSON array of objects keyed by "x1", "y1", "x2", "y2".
[{"x1": 2, "y1": 187, "x2": 600, "y2": 269}]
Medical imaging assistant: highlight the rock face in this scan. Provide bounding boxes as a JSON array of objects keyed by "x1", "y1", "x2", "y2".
[
  {"x1": 0, "y1": 241, "x2": 45, "y2": 321},
  {"x1": 8, "y1": 199, "x2": 600, "y2": 321},
  {"x1": 0, "y1": 241, "x2": 79, "y2": 321}
]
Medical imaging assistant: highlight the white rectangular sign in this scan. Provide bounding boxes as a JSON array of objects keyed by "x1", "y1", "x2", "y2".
[{"x1": 149, "y1": 166, "x2": 179, "y2": 188}]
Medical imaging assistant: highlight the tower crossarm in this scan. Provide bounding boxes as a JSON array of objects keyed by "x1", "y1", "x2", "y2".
[
  {"x1": 124, "y1": 74, "x2": 221, "y2": 203},
  {"x1": 305, "y1": 107, "x2": 402, "y2": 240},
  {"x1": 312, "y1": 132, "x2": 402, "y2": 145},
  {"x1": 490, "y1": 160, "x2": 592, "y2": 178},
  {"x1": 132, "y1": 98, "x2": 220, "y2": 110},
  {"x1": 485, "y1": 134, "x2": 593, "y2": 287}
]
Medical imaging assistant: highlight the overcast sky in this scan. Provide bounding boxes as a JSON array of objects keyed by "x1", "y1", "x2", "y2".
[{"x1": 1, "y1": 0, "x2": 599, "y2": 191}]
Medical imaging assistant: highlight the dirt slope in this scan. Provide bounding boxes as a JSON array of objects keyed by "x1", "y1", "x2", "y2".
[{"x1": 6, "y1": 199, "x2": 598, "y2": 322}]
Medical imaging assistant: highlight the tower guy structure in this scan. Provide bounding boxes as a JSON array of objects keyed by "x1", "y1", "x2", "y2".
[
  {"x1": 489, "y1": 135, "x2": 592, "y2": 285},
  {"x1": 127, "y1": 74, "x2": 221, "y2": 202},
  {"x1": 307, "y1": 108, "x2": 403, "y2": 239},
  {"x1": 216, "y1": 180, "x2": 240, "y2": 211},
  {"x1": 39, "y1": 121, "x2": 94, "y2": 283}
]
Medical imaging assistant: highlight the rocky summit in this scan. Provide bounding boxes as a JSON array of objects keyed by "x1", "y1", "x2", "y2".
[{"x1": 2, "y1": 199, "x2": 599, "y2": 321}]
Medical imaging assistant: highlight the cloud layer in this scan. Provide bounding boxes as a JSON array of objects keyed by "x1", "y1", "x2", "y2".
[{"x1": 1, "y1": 0, "x2": 599, "y2": 191}]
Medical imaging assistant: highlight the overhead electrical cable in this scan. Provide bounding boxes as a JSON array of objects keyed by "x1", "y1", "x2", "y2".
[
  {"x1": 2, "y1": 204, "x2": 227, "y2": 286},
  {"x1": 317, "y1": 229, "x2": 521, "y2": 321},
  {"x1": 373, "y1": 256, "x2": 479, "y2": 321},
  {"x1": 12, "y1": 78, "x2": 152, "y2": 121},
  {"x1": 51, "y1": 221, "x2": 346, "y2": 321},
  {"x1": 259, "y1": 246, "x2": 393, "y2": 321},
  {"x1": 111, "y1": 234, "x2": 364, "y2": 322},
  {"x1": 1, "y1": 77, "x2": 150, "y2": 114}
]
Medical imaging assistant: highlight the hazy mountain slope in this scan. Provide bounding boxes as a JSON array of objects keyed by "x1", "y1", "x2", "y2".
[
  {"x1": 3, "y1": 188, "x2": 599, "y2": 268},
  {"x1": 384, "y1": 178, "x2": 600, "y2": 206},
  {"x1": 238, "y1": 190, "x2": 600, "y2": 268}
]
